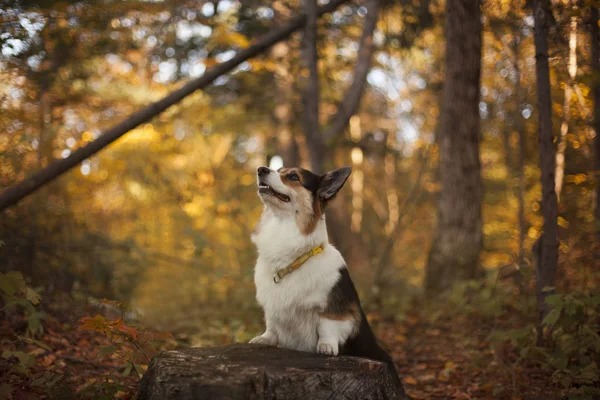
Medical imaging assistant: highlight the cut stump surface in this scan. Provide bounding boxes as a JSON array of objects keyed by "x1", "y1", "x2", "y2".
[{"x1": 138, "y1": 344, "x2": 406, "y2": 399}]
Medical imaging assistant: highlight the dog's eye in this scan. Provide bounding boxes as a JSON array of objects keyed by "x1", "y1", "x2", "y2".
[{"x1": 288, "y1": 173, "x2": 299, "y2": 181}]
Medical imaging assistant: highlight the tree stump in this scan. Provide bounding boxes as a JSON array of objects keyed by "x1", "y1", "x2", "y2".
[{"x1": 138, "y1": 344, "x2": 406, "y2": 400}]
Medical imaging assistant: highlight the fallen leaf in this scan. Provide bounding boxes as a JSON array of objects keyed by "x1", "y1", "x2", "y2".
[
  {"x1": 403, "y1": 376, "x2": 417, "y2": 385},
  {"x1": 395, "y1": 334, "x2": 407, "y2": 344},
  {"x1": 417, "y1": 373, "x2": 436, "y2": 383}
]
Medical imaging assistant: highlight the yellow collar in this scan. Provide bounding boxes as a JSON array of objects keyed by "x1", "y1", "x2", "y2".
[{"x1": 273, "y1": 244, "x2": 324, "y2": 283}]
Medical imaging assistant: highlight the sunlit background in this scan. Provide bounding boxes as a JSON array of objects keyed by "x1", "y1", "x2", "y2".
[{"x1": 1, "y1": 0, "x2": 596, "y2": 345}]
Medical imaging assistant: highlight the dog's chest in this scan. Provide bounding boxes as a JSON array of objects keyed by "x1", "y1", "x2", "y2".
[
  {"x1": 254, "y1": 245, "x2": 344, "y2": 351},
  {"x1": 252, "y1": 211, "x2": 346, "y2": 351},
  {"x1": 254, "y1": 251, "x2": 340, "y2": 313}
]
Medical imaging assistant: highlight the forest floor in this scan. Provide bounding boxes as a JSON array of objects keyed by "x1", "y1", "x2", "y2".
[
  {"x1": 0, "y1": 290, "x2": 584, "y2": 399},
  {"x1": 0, "y1": 296, "x2": 142, "y2": 399},
  {"x1": 384, "y1": 311, "x2": 556, "y2": 399}
]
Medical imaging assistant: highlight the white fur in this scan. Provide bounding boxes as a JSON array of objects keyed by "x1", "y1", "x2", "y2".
[
  {"x1": 250, "y1": 167, "x2": 354, "y2": 354},
  {"x1": 317, "y1": 318, "x2": 355, "y2": 356}
]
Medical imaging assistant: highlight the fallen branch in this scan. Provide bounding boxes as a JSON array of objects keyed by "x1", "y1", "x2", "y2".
[{"x1": 0, "y1": 0, "x2": 349, "y2": 212}]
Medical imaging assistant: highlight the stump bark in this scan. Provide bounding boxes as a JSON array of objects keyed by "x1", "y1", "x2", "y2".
[{"x1": 138, "y1": 344, "x2": 406, "y2": 400}]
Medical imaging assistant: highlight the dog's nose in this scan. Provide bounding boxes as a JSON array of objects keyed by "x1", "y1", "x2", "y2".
[{"x1": 257, "y1": 166, "x2": 270, "y2": 176}]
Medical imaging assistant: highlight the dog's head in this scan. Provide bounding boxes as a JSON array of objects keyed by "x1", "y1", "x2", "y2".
[{"x1": 256, "y1": 165, "x2": 352, "y2": 234}]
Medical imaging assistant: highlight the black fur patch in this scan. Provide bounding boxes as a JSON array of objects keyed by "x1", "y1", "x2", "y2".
[
  {"x1": 297, "y1": 168, "x2": 321, "y2": 196},
  {"x1": 326, "y1": 267, "x2": 397, "y2": 378},
  {"x1": 322, "y1": 268, "x2": 361, "y2": 317}
]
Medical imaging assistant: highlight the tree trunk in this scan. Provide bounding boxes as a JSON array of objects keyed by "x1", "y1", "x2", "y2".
[
  {"x1": 301, "y1": 0, "x2": 324, "y2": 173},
  {"x1": 38, "y1": 90, "x2": 53, "y2": 167},
  {"x1": 533, "y1": 0, "x2": 559, "y2": 325},
  {"x1": 349, "y1": 115, "x2": 364, "y2": 232},
  {"x1": 591, "y1": 6, "x2": 600, "y2": 252},
  {"x1": 425, "y1": 0, "x2": 483, "y2": 292},
  {"x1": 555, "y1": 17, "x2": 577, "y2": 201},
  {"x1": 271, "y1": 7, "x2": 300, "y2": 168},
  {"x1": 138, "y1": 344, "x2": 406, "y2": 400},
  {"x1": 503, "y1": 117, "x2": 513, "y2": 171},
  {"x1": 274, "y1": 98, "x2": 300, "y2": 167},
  {"x1": 384, "y1": 138, "x2": 399, "y2": 236},
  {"x1": 299, "y1": 0, "x2": 380, "y2": 279},
  {"x1": 513, "y1": 33, "x2": 527, "y2": 269}
]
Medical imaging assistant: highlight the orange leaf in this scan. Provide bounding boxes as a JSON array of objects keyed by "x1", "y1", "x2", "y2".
[
  {"x1": 113, "y1": 319, "x2": 138, "y2": 340},
  {"x1": 403, "y1": 376, "x2": 417, "y2": 385},
  {"x1": 153, "y1": 332, "x2": 174, "y2": 342},
  {"x1": 79, "y1": 315, "x2": 110, "y2": 335}
]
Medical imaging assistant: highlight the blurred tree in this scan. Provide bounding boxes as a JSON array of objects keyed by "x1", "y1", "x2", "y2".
[
  {"x1": 299, "y1": 0, "x2": 381, "y2": 279},
  {"x1": 592, "y1": 6, "x2": 600, "y2": 248},
  {"x1": 532, "y1": 0, "x2": 558, "y2": 326},
  {"x1": 271, "y1": 3, "x2": 300, "y2": 167},
  {"x1": 2, "y1": 0, "x2": 598, "y2": 350},
  {"x1": 555, "y1": 15, "x2": 577, "y2": 201},
  {"x1": 425, "y1": 0, "x2": 483, "y2": 292},
  {"x1": 511, "y1": 11, "x2": 527, "y2": 269},
  {"x1": 301, "y1": 0, "x2": 323, "y2": 173}
]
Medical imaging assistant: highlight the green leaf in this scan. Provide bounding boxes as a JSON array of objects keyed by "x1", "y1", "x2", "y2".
[
  {"x1": 102, "y1": 382, "x2": 124, "y2": 394},
  {"x1": 2, "y1": 350, "x2": 12, "y2": 359},
  {"x1": 542, "y1": 286, "x2": 556, "y2": 293},
  {"x1": 31, "y1": 376, "x2": 47, "y2": 387},
  {"x1": 545, "y1": 294, "x2": 563, "y2": 307},
  {"x1": 123, "y1": 362, "x2": 132, "y2": 376},
  {"x1": 27, "y1": 312, "x2": 45, "y2": 336},
  {"x1": 24, "y1": 288, "x2": 41, "y2": 305},
  {"x1": 18, "y1": 336, "x2": 51, "y2": 351},
  {"x1": 492, "y1": 386, "x2": 505, "y2": 396},
  {"x1": 46, "y1": 373, "x2": 63, "y2": 387},
  {"x1": 98, "y1": 345, "x2": 117, "y2": 357},
  {"x1": 560, "y1": 376, "x2": 572, "y2": 388},
  {"x1": 553, "y1": 355, "x2": 568, "y2": 370},
  {"x1": 12, "y1": 351, "x2": 35, "y2": 369},
  {"x1": 542, "y1": 308, "x2": 561, "y2": 326},
  {"x1": 0, "y1": 271, "x2": 25, "y2": 297}
]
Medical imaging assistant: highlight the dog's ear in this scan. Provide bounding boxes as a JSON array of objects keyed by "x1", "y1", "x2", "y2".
[{"x1": 318, "y1": 167, "x2": 352, "y2": 203}]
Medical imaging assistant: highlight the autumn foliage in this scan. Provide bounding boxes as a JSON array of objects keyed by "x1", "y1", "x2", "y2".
[{"x1": 1, "y1": 0, "x2": 600, "y2": 399}]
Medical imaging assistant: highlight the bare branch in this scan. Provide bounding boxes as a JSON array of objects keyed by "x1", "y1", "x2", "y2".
[{"x1": 323, "y1": 0, "x2": 381, "y2": 143}]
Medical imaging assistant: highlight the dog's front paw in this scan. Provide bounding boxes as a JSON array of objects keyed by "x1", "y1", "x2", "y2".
[
  {"x1": 249, "y1": 334, "x2": 277, "y2": 346},
  {"x1": 317, "y1": 342, "x2": 338, "y2": 356}
]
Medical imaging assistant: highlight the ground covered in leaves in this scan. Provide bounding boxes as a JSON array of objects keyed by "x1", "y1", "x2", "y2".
[
  {"x1": 387, "y1": 311, "x2": 554, "y2": 399},
  {"x1": 384, "y1": 275, "x2": 600, "y2": 400},
  {"x1": 2, "y1": 279, "x2": 599, "y2": 399},
  {"x1": 0, "y1": 292, "x2": 174, "y2": 399}
]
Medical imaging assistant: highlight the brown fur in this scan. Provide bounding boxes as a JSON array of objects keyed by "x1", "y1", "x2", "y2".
[
  {"x1": 320, "y1": 303, "x2": 361, "y2": 322},
  {"x1": 279, "y1": 168, "x2": 323, "y2": 235}
]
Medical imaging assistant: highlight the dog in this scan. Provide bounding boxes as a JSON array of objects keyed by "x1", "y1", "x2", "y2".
[{"x1": 249, "y1": 165, "x2": 400, "y2": 385}]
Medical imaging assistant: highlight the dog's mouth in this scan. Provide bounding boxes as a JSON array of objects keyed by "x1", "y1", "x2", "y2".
[{"x1": 258, "y1": 183, "x2": 290, "y2": 203}]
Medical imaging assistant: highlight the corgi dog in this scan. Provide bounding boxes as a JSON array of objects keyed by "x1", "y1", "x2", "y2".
[{"x1": 249, "y1": 165, "x2": 400, "y2": 385}]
